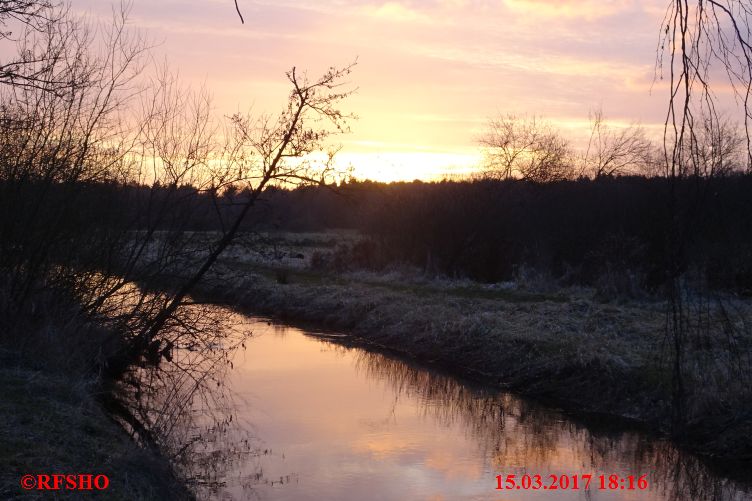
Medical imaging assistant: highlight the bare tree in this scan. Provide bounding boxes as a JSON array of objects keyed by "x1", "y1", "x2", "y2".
[
  {"x1": 480, "y1": 114, "x2": 573, "y2": 183},
  {"x1": 0, "y1": 1, "x2": 77, "y2": 91},
  {"x1": 126, "y1": 62, "x2": 356, "y2": 366},
  {"x1": 659, "y1": 1, "x2": 752, "y2": 173},
  {"x1": 582, "y1": 108, "x2": 655, "y2": 178},
  {"x1": 0, "y1": 1, "x2": 149, "y2": 324},
  {"x1": 658, "y1": 0, "x2": 752, "y2": 433},
  {"x1": 682, "y1": 113, "x2": 746, "y2": 177}
]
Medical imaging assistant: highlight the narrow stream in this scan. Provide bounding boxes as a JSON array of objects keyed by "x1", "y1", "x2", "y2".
[{"x1": 198, "y1": 315, "x2": 750, "y2": 500}]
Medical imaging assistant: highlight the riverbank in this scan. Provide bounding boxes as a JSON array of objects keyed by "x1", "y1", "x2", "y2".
[
  {"x1": 183, "y1": 257, "x2": 751, "y2": 462},
  {"x1": 0, "y1": 347, "x2": 192, "y2": 499}
]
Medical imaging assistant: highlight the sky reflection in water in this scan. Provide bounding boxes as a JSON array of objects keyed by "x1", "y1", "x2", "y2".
[{"x1": 214, "y1": 318, "x2": 749, "y2": 501}]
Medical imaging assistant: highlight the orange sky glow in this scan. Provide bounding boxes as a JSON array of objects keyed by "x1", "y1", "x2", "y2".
[{"x1": 69, "y1": 0, "x2": 711, "y2": 182}]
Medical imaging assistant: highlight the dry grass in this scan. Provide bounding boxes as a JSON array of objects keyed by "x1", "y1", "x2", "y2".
[{"x1": 0, "y1": 349, "x2": 192, "y2": 500}]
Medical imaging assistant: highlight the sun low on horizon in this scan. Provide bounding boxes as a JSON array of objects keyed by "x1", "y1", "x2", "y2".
[{"x1": 71, "y1": 0, "x2": 677, "y2": 183}]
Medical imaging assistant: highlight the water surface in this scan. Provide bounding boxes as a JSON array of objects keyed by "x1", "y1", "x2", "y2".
[{"x1": 207, "y1": 316, "x2": 750, "y2": 500}]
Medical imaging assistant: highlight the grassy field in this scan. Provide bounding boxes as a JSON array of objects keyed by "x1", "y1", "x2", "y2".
[{"x1": 160, "y1": 230, "x2": 752, "y2": 462}]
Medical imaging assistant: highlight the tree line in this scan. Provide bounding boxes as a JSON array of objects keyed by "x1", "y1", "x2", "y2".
[
  {"x1": 32, "y1": 169, "x2": 751, "y2": 298},
  {"x1": 239, "y1": 176, "x2": 751, "y2": 294}
]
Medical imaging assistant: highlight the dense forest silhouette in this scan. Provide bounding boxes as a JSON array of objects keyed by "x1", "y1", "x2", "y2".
[{"x1": 26, "y1": 174, "x2": 750, "y2": 292}]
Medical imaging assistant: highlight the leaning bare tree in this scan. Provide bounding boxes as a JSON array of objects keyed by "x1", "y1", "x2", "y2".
[
  {"x1": 126, "y1": 63, "x2": 356, "y2": 360},
  {"x1": 0, "y1": 0, "x2": 356, "y2": 460},
  {"x1": 107, "y1": 62, "x2": 356, "y2": 464}
]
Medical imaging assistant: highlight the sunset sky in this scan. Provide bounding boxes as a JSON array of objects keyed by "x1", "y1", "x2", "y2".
[{"x1": 72, "y1": 0, "x2": 676, "y2": 182}]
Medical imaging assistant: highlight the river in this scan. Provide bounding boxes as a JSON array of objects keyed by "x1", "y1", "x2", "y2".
[{"x1": 178, "y1": 313, "x2": 751, "y2": 500}]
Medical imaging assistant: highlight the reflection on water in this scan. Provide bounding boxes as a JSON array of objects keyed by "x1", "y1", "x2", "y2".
[{"x1": 168, "y1": 314, "x2": 752, "y2": 500}]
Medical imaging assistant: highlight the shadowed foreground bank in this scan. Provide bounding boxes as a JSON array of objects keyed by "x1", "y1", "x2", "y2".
[
  {"x1": 0, "y1": 348, "x2": 192, "y2": 500},
  {"x1": 171, "y1": 258, "x2": 752, "y2": 464}
]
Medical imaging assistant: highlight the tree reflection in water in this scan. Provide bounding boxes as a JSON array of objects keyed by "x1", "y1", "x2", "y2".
[
  {"x1": 348, "y1": 345, "x2": 751, "y2": 501},
  {"x1": 117, "y1": 307, "x2": 268, "y2": 498}
]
